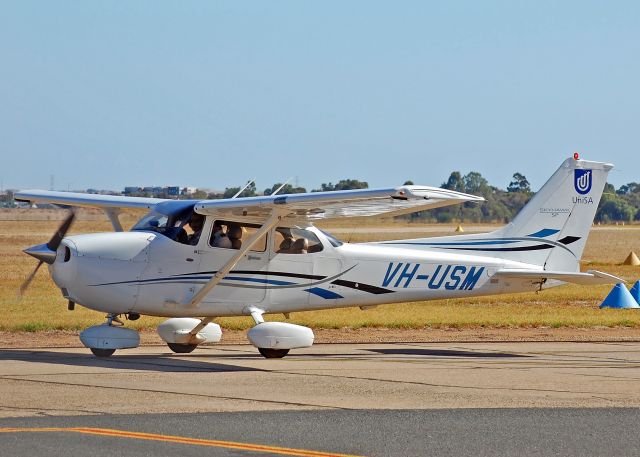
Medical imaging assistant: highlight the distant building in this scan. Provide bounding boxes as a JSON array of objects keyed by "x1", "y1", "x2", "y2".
[
  {"x1": 124, "y1": 185, "x2": 188, "y2": 198},
  {"x1": 124, "y1": 187, "x2": 142, "y2": 195}
]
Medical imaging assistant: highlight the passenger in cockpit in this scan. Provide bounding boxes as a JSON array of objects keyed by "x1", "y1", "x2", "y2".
[
  {"x1": 228, "y1": 223, "x2": 243, "y2": 249},
  {"x1": 211, "y1": 222, "x2": 232, "y2": 248}
]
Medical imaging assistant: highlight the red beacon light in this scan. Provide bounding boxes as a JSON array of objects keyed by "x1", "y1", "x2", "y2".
[{"x1": 573, "y1": 152, "x2": 580, "y2": 160}]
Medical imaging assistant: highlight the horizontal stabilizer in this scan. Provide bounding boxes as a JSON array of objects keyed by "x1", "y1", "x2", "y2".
[{"x1": 494, "y1": 269, "x2": 623, "y2": 285}]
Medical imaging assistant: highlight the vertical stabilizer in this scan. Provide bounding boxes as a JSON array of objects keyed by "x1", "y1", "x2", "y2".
[
  {"x1": 491, "y1": 156, "x2": 612, "y2": 270},
  {"x1": 378, "y1": 156, "x2": 613, "y2": 271}
]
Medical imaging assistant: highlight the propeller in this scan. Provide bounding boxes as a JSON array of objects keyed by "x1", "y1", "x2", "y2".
[{"x1": 19, "y1": 210, "x2": 75, "y2": 296}]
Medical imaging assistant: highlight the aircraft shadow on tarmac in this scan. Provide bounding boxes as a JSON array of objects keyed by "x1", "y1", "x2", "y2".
[
  {"x1": 366, "y1": 348, "x2": 530, "y2": 358},
  {"x1": 0, "y1": 350, "x2": 263, "y2": 373}
]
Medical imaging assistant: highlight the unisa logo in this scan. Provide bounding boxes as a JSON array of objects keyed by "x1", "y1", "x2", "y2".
[{"x1": 574, "y1": 169, "x2": 592, "y2": 195}]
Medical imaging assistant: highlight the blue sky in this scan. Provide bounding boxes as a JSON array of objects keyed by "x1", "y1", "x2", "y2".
[{"x1": 1, "y1": 1, "x2": 638, "y2": 192}]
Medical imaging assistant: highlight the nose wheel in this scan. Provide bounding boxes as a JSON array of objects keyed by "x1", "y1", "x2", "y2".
[
  {"x1": 258, "y1": 348, "x2": 289, "y2": 359},
  {"x1": 90, "y1": 348, "x2": 116, "y2": 358}
]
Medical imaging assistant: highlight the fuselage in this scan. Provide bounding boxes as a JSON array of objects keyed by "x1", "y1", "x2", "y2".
[{"x1": 50, "y1": 218, "x2": 547, "y2": 318}]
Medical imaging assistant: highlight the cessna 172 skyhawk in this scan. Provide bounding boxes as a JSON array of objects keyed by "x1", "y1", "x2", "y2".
[{"x1": 15, "y1": 156, "x2": 621, "y2": 358}]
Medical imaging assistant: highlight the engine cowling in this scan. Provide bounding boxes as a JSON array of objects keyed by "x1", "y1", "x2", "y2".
[
  {"x1": 247, "y1": 322, "x2": 314, "y2": 350},
  {"x1": 157, "y1": 318, "x2": 222, "y2": 345}
]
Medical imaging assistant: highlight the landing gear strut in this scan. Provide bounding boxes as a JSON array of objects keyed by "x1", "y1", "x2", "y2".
[{"x1": 157, "y1": 318, "x2": 222, "y2": 353}]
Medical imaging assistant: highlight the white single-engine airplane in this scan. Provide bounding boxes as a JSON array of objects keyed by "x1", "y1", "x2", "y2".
[{"x1": 16, "y1": 156, "x2": 621, "y2": 358}]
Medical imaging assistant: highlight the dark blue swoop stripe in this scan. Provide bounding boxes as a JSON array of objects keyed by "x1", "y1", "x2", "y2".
[
  {"x1": 384, "y1": 235, "x2": 580, "y2": 253},
  {"x1": 304, "y1": 287, "x2": 343, "y2": 299},
  {"x1": 384, "y1": 239, "x2": 522, "y2": 246},
  {"x1": 89, "y1": 269, "x2": 392, "y2": 295},
  {"x1": 527, "y1": 228, "x2": 560, "y2": 238},
  {"x1": 178, "y1": 270, "x2": 325, "y2": 280}
]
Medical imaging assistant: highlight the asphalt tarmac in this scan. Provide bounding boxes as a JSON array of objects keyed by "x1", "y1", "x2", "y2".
[
  {"x1": 2, "y1": 408, "x2": 640, "y2": 457},
  {"x1": 2, "y1": 342, "x2": 640, "y2": 456}
]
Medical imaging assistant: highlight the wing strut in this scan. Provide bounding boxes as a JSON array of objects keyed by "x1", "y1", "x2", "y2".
[
  {"x1": 186, "y1": 211, "x2": 283, "y2": 307},
  {"x1": 103, "y1": 209, "x2": 124, "y2": 232}
]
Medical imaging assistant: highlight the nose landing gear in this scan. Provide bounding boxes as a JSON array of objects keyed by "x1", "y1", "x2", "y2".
[{"x1": 80, "y1": 313, "x2": 140, "y2": 357}]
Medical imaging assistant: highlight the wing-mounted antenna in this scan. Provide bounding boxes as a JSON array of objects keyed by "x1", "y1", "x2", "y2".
[
  {"x1": 232, "y1": 179, "x2": 256, "y2": 199},
  {"x1": 271, "y1": 178, "x2": 292, "y2": 196}
]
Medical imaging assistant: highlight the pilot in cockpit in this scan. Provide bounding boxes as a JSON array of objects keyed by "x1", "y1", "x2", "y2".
[{"x1": 187, "y1": 213, "x2": 205, "y2": 245}]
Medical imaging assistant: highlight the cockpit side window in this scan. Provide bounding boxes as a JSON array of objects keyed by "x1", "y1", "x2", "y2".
[
  {"x1": 208, "y1": 220, "x2": 267, "y2": 252},
  {"x1": 273, "y1": 227, "x2": 324, "y2": 254}
]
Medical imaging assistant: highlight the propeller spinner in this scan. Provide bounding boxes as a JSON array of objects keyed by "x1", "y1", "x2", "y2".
[{"x1": 19, "y1": 210, "x2": 75, "y2": 296}]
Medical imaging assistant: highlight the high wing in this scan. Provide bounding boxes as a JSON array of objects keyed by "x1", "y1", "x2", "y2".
[
  {"x1": 14, "y1": 190, "x2": 167, "y2": 210},
  {"x1": 15, "y1": 186, "x2": 484, "y2": 222},
  {"x1": 194, "y1": 186, "x2": 484, "y2": 221},
  {"x1": 14, "y1": 190, "x2": 170, "y2": 231}
]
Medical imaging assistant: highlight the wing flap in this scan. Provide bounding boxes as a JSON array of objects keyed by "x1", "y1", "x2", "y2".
[{"x1": 495, "y1": 268, "x2": 623, "y2": 285}]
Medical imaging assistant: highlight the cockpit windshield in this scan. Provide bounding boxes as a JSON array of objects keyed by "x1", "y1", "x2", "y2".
[
  {"x1": 318, "y1": 229, "x2": 343, "y2": 247},
  {"x1": 131, "y1": 201, "x2": 196, "y2": 243}
]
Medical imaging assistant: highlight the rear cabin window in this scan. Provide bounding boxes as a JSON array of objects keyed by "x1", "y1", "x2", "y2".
[
  {"x1": 273, "y1": 227, "x2": 323, "y2": 254},
  {"x1": 208, "y1": 220, "x2": 267, "y2": 252}
]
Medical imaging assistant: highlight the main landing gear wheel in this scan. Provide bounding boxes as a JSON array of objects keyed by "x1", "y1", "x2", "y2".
[
  {"x1": 258, "y1": 348, "x2": 289, "y2": 359},
  {"x1": 90, "y1": 348, "x2": 116, "y2": 358},
  {"x1": 167, "y1": 343, "x2": 198, "y2": 354}
]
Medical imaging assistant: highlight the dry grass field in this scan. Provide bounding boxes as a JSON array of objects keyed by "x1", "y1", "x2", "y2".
[{"x1": 1, "y1": 209, "x2": 639, "y2": 332}]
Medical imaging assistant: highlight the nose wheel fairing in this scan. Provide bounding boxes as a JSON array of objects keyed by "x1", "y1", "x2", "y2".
[{"x1": 79, "y1": 315, "x2": 140, "y2": 357}]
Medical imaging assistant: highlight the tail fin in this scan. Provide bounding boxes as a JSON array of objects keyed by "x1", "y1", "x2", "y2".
[
  {"x1": 379, "y1": 157, "x2": 613, "y2": 271},
  {"x1": 489, "y1": 157, "x2": 612, "y2": 270}
]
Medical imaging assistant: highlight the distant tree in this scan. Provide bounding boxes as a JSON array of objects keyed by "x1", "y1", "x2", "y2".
[
  {"x1": 223, "y1": 187, "x2": 239, "y2": 198},
  {"x1": 313, "y1": 179, "x2": 368, "y2": 192},
  {"x1": 463, "y1": 171, "x2": 489, "y2": 194},
  {"x1": 441, "y1": 171, "x2": 465, "y2": 193},
  {"x1": 617, "y1": 182, "x2": 640, "y2": 195},
  {"x1": 263, "y1": 183, "x2": 306, "y2": 196},
  {"x1": 595, "y1": 182, "x2": 636, "y2": 222},
  {"x1": 507, "y1": 172, "x2": 531, "y2": 194},
  {"x1": 596, "y1": 199, "x2": 635, "y2": 222},
  {"x1": 192, "y1": 189, "x2": 208, "y2": 199}
]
